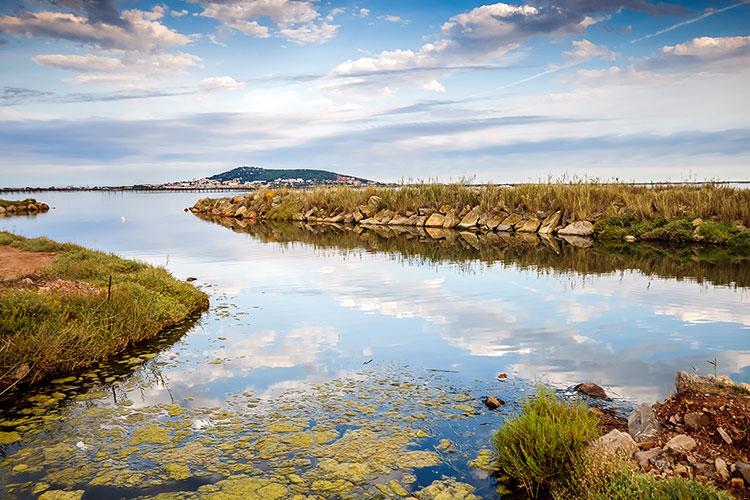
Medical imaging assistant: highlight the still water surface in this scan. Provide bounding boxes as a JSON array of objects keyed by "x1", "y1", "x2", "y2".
[{"x1": 0, "y1": 191, "x2": 748, "y2": 498}]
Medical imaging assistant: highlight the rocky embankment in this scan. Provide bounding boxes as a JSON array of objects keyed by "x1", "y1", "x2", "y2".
[
  {"x1": 594, "y1": 372, "x2": 750, "y2": 496},
  {"x1": 190, "y1": 191, "x2": 750, "y2": 250},
  {"x1": 0, "y1": 199, "x2": 49, "y2": 217}
]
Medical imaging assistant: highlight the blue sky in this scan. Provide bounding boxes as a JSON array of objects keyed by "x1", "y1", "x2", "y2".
[{"x1": 0, "y1": 0, "x2": 748, "y2": 185}]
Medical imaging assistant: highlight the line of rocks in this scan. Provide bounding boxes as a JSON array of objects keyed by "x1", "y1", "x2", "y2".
[
  {"x1": 190, "y1": 194, "x2": 596, "y2": 241},
  {"x1": 0, "y1": 201, "x2": 49, "y2": 217}
]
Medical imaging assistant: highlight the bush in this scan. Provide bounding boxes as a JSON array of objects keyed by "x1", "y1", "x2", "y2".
[
  {"x1": 593, "y1": 468, "x2": 732, "y2": 500},
  {"x1": 641, "y1": 219, "x2": 693, "y2": 243},
  {"x1": 728, "y1": 230, "x2": 750, "y2": 254},
  {"x1": 492, "y1": 385, "x2": 599, "y2": 497},
  {"x1": 696, "y1": 221, "x2": 737, "y2": 244}
]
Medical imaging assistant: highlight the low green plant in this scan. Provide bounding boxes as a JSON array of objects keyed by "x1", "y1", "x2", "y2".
[
  {"x1": 641, "y1": 218, "x2": 693, "y2": 243},
  {"x1": 728, "y1": 230, "x2": 750, "y2": 254},
  {"x1": 0, "y1": 232, "x2": 209, "y2": 392},
  {"x1": 696, "y1": 221, "x2": 737, "y2": 244},
  {"x1": 492, "y1": 385, "x2": 599, "y2": 497}
]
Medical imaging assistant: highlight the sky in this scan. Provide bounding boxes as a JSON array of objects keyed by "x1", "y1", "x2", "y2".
[{"x1": 0, "y1": 0, "x2": 748, "y2": 186}]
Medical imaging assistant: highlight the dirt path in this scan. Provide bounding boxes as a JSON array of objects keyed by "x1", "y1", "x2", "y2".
[{"x1": 0, "y1": 246, "x2": 55, "y2": 281}]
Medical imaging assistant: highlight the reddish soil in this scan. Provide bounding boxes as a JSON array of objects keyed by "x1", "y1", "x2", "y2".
[{"x1": 0, "y1": 246, "x2": 55, "y2": 281}]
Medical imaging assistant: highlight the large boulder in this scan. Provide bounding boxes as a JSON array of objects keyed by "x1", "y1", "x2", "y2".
[
  {"x1": 664, "y1": 434, "x2": 697, "y2": 454},
  {"x1": 516, "y1": 217, "x2": 541, "y2": 233},
  {"x1": 596, "y1": 429, "x2": 638, "y2": 457},
  {"x1": 482, "y1": 212, "x2": 506, "y2": 231},
  {"x1": 234, "y1": 206, "x2": 249, "y2": 218},
  {"x1": 538, "y1": 211, "x2": 562, "y2": 234},
  {"x1": 457, "y1": 206, "x2": 481, "y2": 229},
  {"x1": 442, "y1": 209, "x2": 461, "y2": 228},
  {"x1": 575, "y1": 383, "x2": 608, "y2": 399},
  {"x1": 389, "y1": 214, "x2": 410, "y2": 226},
  {"x1": 628, "y1": 403, "x2": 661, "y2": 442},
  {"x1": 558, "y1": 221, "x2": 594, "y2": 236},
  {"x1": 425, "y1": 213, "x2": 446, "y2": 227},
  {"x1": 496, "y1": 214, "x2": 524, "y2": 232}
]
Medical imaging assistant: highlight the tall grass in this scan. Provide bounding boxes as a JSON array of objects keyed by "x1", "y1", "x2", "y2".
[
  {"x1": 0, "y1": 232, "x2": 208, "y2": 392},
  {"x1": 492, "y1": 385, "x2": 600, "y2": 497},
  {"x1": 209, "y1": 183, "x2": 750, "y2": 225}
]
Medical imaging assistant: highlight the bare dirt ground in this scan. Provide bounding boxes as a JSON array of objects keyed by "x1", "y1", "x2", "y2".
[{"x1": 0, "y1": 246, "x2": 55, "y2": 281}]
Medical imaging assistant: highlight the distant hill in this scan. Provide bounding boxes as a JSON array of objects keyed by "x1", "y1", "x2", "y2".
[{"x1": 208, "y1": 166, "x2": 370, "y2": 184}]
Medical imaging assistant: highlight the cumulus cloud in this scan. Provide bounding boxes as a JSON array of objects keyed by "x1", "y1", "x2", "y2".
[
  {"x1": 33, "y1": 53, "x2": 125, "y2": 72},
  {"x1": 564, "y1": 39, "x2": 615, "y2": 61},
  {"x1": 0, "y1": 6, "x2": 190, "y2": 51},
  {"x1": 193, "y1": 0, "x2": 340, "y2": 44},
  {"x1": 661, "y1": 35, "x2": 750, "y2": 59},
  {"x1": 199, "y1": 75, "x2": 246, "y2": 92},
  {"x1": 357, "y1": 8, "x2": 370, "y2": 18},
  {"x1": 378, "y1": 14, "x2": 408, "y2": 25}
]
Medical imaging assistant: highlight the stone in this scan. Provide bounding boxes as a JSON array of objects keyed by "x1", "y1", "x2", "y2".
[
  {"x1": 692, "y1": 217, "x2": 703, "y2": 228},
  {"x1": 560, "y1": 234, "x2": 594, "y2": 248},
  {"x1": 558, "y1": 221, "x2": 595, "y2": 236},
  {"x1": 483, "y1": 396, "x2": 504, "y2": 410},
  {"x1": 665, "y1": 434, "x2": 697, "y2": 454},
  {"x1": 538, "y1": 211, "x2": 561, "y2": 234},
  {"x1": 596, "y1": 429, "x2": 638, "y2": 457},
  {"x1": 714, "y1": 457, "x2": 729, "y2": 481},
  {"x1": 483, "y1": 213, "x2": 507, "y2": 231},
  {"x1": 628, "y1": 403, "x2": 661, "y2": 442},
  {"x1": 417, "y1": 208, "x2": 433, "y2": 217},
  {"x1": 717, "y1": 427, "x2": 733, "y2": 445},
  {"x1": 683, "y1": 412, "x2": 710, "y2": 431},
  {"x1": 496, "y1": 214, "x2": 524, "y2": 231},
  {"x1": 735, "y1": 462, "x2": 750, "y2": 484},
  {"x1": 425, "y1": 213, "x2": 446, "y2": 227},
  {"x1": 353, "y1": 208, "x2": 365, "y2": 222},
  {"x1": 0, "y1": 206, "x2": 6, "y2": 215},
  {"x1": 516, "y1": 217, "x2": 541, "y2": 233},
  {"x1": 389, "y1": 215, "x2": 410, "y2": 226},
  {"x1": 438, "y1": 204, "x2": 453, "y2": 215},
  {"x1": 457, "y1": 206, "x2": 481, "y2": 229},
  {"x1": 575, "y1": 383, "x2": 608, "y2": 399},
  {"x1": 624, "y1": 235, "x2": 637, "y2": 242},
  {"x1": 442, "y1": 209, "x2": 460, "y2": 228},
  {"x1": 673, "y1": 464, "x2": 690, "y2": 477},
  {"x1": 234, "y1": 206, "x2": 248, "y2": 218},
  {"x1": 731, "y1": 478, "x2": 745, "y2": 490},
  {"x1": 635, "y1": 447, "x2": 662, "y2": 470}
]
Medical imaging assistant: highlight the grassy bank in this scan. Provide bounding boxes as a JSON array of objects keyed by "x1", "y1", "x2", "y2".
[
  {"x1": 0, "y1": 198, "x2": 49, "y2": 216},
  {"x1": 191, "y1": 184, "x2": 750, "y2": 249},
  {"x1": 492, "y1": 386, "x2": 732, "y2": 499},
  {"x1": 0, "y1": 232, "x2": 208, "y2": 393}
]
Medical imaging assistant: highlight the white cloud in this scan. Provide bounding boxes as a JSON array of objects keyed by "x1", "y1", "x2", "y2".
[
  {"x1": 661, "y1": 35, "x2": 750, "y2": 59},
  {"x1": 0, "y1": 6, "x2": 190, "y2": 52},
  {"x1": 33, "y1": 54, "x2": 125, "y2": 72},
  {"x1": 194, "y1": 0, "x2": 339, "y2": 44},
  {"x1": 357, "y1": 8, "x2": 370, "y2": 18},
  {"x1": 199, "y1": 76, "x2": 246, "y2": 92},
  {"x1": 171, "y1": 9, "x2": 189, "y2": 18},
  {"x1": 33, "y1": 51, "x2": 201, "y2": 80},
  {"x1": 422, "y1": 80, "x2": 446, "y2": 93},
  {"x1": 378, "y1": 14, "x2": 408, "y2": 25},
  {"x1": 564, "y1": 39, "x2": 615, "y2": 62}
]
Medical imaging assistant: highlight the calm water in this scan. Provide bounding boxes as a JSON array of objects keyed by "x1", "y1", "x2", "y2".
[{"x1": 1, "y1": 191, "x2": 748, "y2": 498}]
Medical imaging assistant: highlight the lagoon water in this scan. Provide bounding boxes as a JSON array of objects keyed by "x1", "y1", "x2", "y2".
[{"x1": 1, "y1": 191, "x2": 748, "y2": 498}]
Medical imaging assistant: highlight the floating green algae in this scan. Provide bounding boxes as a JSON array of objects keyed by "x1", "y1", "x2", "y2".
[{"x1": 0, "y1": 431, "x2": 21, "y2": 445}]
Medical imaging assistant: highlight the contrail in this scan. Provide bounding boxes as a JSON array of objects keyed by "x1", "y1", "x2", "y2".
[{"x1": 630, "y1": 1, "x2": 750, "y2": 44}]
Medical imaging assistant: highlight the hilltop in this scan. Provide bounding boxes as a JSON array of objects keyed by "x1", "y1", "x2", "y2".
[{"x1": 208, "y1": 166, "x2": 370, "y2": 186}]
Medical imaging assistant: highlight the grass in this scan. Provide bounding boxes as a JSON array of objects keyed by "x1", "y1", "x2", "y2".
[
  {"x1": 0, "y1": 232, "x2": 208, "y2": 393},
  {"x1": 492, "y1": 384, "x2": 731, "y2": 499},
  {"x1": 492, "y1": 385, "x2": 600, "y2": 497},
  {"x1": 197, "y1": 183, "x2": 750, "y2": 226},
  {"x1": 0, "y1": 198, "x2": 46, "y2": 209}
]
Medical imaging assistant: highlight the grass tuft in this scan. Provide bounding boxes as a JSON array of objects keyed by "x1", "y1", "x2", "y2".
[{"x1": 492, "y1": 385, "x2": 599, "y2": 497}]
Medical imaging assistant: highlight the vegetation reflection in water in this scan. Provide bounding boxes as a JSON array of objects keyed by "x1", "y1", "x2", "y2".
[{"x1": 1, "y1": 353, "x2": 523, "y2": 499}]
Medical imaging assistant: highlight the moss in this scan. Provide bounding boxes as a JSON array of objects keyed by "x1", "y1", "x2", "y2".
[
  {"x1": 38, "y1": 491, "x2": 84, "y2": 500},
  {"x1": 696, "y1": 220, "x2": 737, "y2": 244},
  {"x1": 414, "y1": 479, "x2": 479, "y2": 499},
  {"x1": 468, "y1": 449, "x2": 497, "y2": 472},
  {"x1": 640, "y1": 218, "x2": 693, "y2": 243},
  {"x1": 592, "y1": 468, "x2": 732, "y2": 500},
  {"x1": 0, "y1": 430, "x2": 22, "y2": 445},
  {"x1": 728, "y1": 230, "x2": 750, "y2": 254},
  {"x1": 130, "y1": 424, "x2": 171, "y2": 445},
  {"x1": 164, "y1": 463, "x2": 190, "y2": 481}
]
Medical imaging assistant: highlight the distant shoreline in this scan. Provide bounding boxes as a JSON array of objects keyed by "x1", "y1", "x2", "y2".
[{"x1": 1, "y1": 180, "x2": 748, "y2": 194}]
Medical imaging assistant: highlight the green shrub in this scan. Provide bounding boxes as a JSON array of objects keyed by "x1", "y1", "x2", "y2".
[
  {"x1": 593, "y1": 469, "x2": 731, "y2": 500},
  {"x1": 728, "y1": 230, "x2": 750, "y2": 254},
  {"x1": 696, "y1": 221, "x2": 737, "y2": 244},
  {"x1": 492, "y1": 385, "x2": 599, "y2": 497},
  {"x1": 641, "y1": 218, "x2": 693, "y2": 243}
]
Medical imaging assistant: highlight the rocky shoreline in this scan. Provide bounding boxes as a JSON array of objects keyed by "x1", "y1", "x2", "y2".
[
  {"x1": 0, "y1": 198, "x2": 49, "y2": 217},
  {"x1": 592, "y1": 372, "x2": 750, "y2": 497},
  {"x1": 190, "y1": 188, "x2": 750, "y2": 251}
]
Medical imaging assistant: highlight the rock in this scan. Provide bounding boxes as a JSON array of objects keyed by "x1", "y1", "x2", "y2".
[
  {"x1": 624, "y1": 235, "x2": 637, "y2": 242},
  {"x1": 596, "y1": 429, "x2": 637, "y2": 457},
  {"x1": 635, "y1": 447, "x2": 662, "y2": 470},
  {"x1": 731, "y1": 477, "x2": 745, "y2": 490},
  {"x1": 683, "y1": 412, "x2": 710, "y2": 431},
  {"x1": 538, "y1": 211, "x2": 561, "y2": 234},
  {"x1": 673, "y1": 464, "x2": 690, "y2": 477},
  {"x1": 575, "y1": 383, "x2": 608, "y2": 399},
  {"x1": 497, "y1": 373, "x2": 508, "y2": 379},
  {"x1": 735, "y1": 462, "x2": 750, "y2": 484},
  {"x1": 21, "y1": 277, "x2": 34, "y2": 285},
  {"x1": 692, "y1": 217, "x2": 703, "y2": 228},
  {"x1": 460, "y1": 231, "x2": 480, "y2": 248},
  {"x1": 628, "y1": 403, "x2": 661, "y2": 442},
  {"x1": 438, "y1": 204, "x2": 453, "y2": 215},
  {"x1": 560, "y1": 234, "x2": 594, "y2": 248},
  {"x1": 715, "y1": 457, "x2": 729, "y2": 481},
  {"x1": 353, "y1": 208, "x2": 365, "y2": 222},
  {"x1": 417, "y1": 208, "x2": 433, "y2": 217},
  {"x1": 665, "y1": 434, "x2": 697, "y2": 454},
  {"x1": 0, "y1": 206, "x2": 5, "y2": 215},
  {"x1": 457, "y1": 206, "x2": 481, "y2": 229},
  {"x1": 186, "y1": 277, "x2": 197, "y2": 282},
  {"x1": 424, "y1": 213, "x2": 446, "y2": 227},
  {"x1": 483, "y1": 396, "x2": 504, "y2": 409},
  {"x1": 389, "y1": 215, "x2": 410, "y2": 226},
  {"x1": 717, "y1": 426, "x2": 733, "y2": 445},
  {"x1": 516, "y1": 217, "x2": 541, "y2": 233},
  {"x1": 234, "y1": 206, "x2": 248, "y2": 218},
  {"x1": 496, "y1": 214, "x2": 524, "y2": 231},
  {"x1": 442, "y1": 209, "x2": 460, "y2": 228},
  {"x1": 483, "y1": 213, "x2": 507, "y2": 231},
  {"x1": 558, "y1": 221, "x2": 595, "y2": 236}
]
